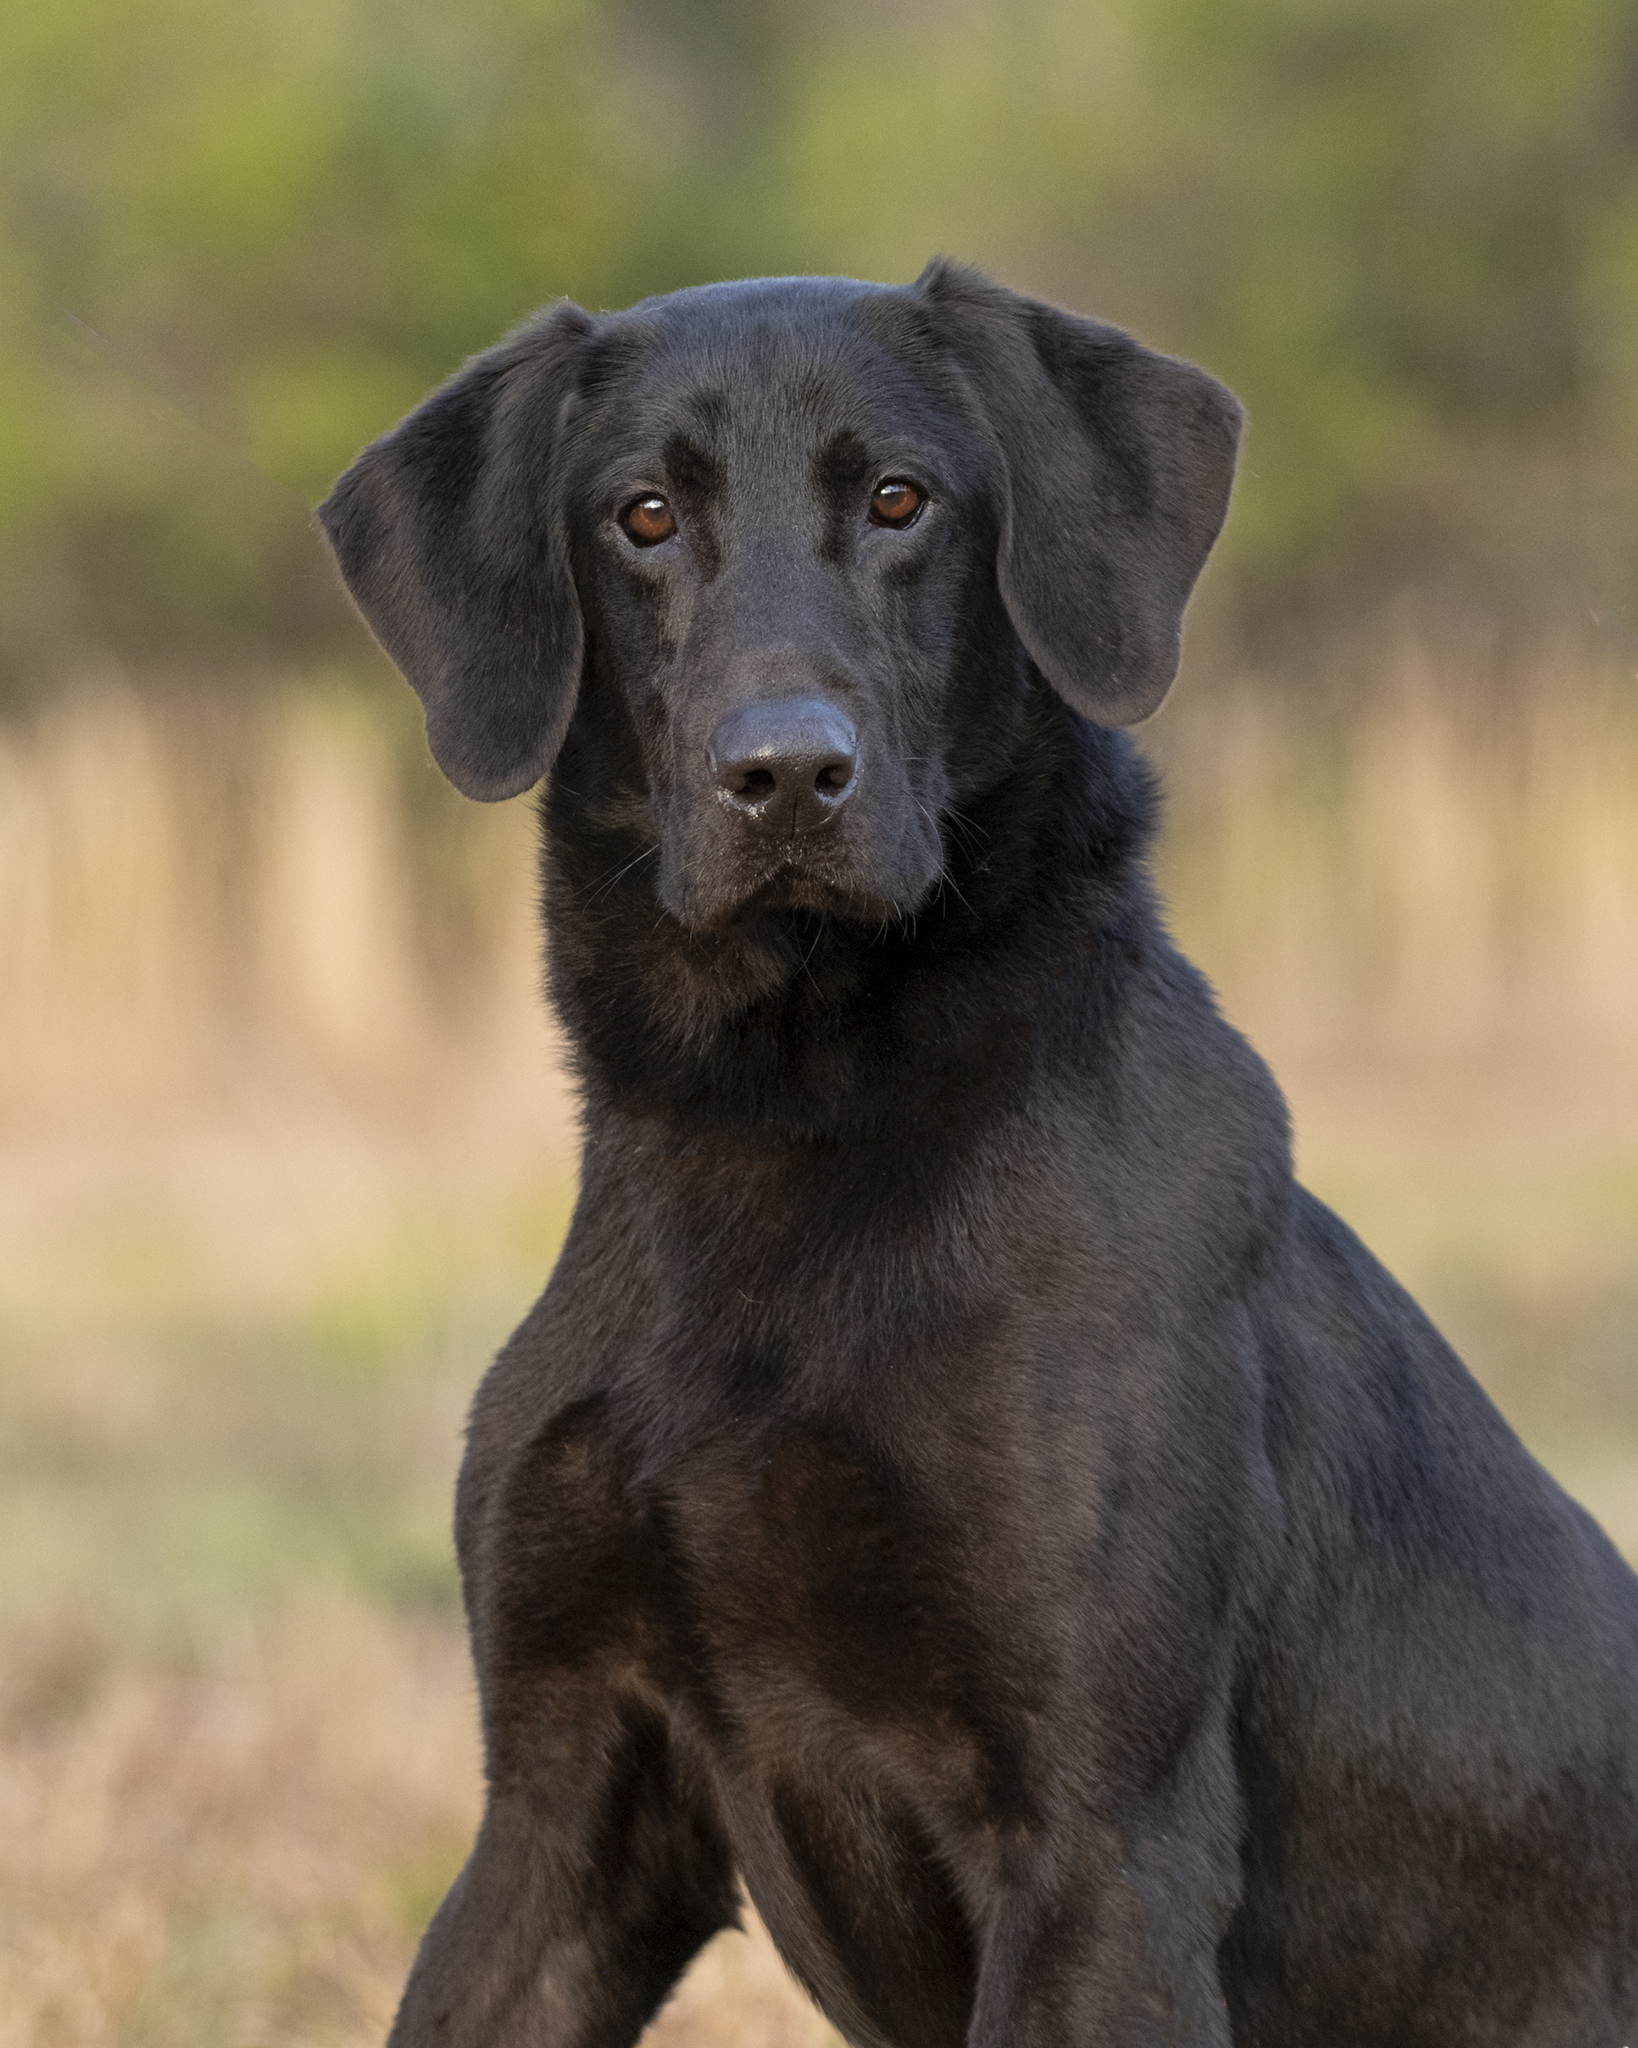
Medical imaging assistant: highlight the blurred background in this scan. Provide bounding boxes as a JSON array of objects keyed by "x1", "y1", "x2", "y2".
[{"x1": 2, "y1": 0, "x2": 1636, "y2": 2040}]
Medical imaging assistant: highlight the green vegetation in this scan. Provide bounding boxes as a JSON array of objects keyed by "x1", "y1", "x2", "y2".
[{"x1": 4, "y1": 0, "x2": 1638, "y2": 691}]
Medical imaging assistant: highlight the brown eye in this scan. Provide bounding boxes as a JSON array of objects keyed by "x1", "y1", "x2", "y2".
[
  {"x1": 869, "y1": 479, "x2": 924, "y2": 529},
  {"x1": 621, "y1": 494, "x2": 677, "y2": 546}
]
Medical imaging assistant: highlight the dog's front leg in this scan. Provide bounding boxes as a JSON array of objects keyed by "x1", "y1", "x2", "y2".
[
  {"x1": 387, "y1": 1686, "x2": 736, "y2": 2048},
  {"x1": 965, "y1": 1802, "x2": 1238, "y2": 2048},
  {"x1": 389, "y1": 1372, "x2": 738, "y2": 2048}
]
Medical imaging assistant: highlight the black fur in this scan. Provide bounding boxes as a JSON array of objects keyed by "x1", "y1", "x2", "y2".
[{"x1": 319, "y1": 263, "x2": 1638, "y2": 2048}]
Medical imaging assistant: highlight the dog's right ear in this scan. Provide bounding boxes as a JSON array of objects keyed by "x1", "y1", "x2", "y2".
[{"x1": 316, "y1": 303, "x2": 594, "y2": 801}]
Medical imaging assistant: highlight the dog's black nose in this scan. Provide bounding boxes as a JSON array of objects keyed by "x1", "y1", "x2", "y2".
[{"x1": 708, "y1": 699, "x2": 859, "y2": 834}]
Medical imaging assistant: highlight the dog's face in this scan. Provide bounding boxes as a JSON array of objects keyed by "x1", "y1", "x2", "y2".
[
  {"x1": 319, "y1": 265, "x2": 1242, "y2": 930},
  {"x1": 559, "y1": 281, "x2": 1013, "y2": 928}
]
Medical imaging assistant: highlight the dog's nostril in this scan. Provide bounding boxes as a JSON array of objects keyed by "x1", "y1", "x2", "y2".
[
  {"x1": 815, "y1": 761, "x2": 852, "y2": 793},
  {"x1": 740, "y1": 767, "x2": 777, "y2": 798}
]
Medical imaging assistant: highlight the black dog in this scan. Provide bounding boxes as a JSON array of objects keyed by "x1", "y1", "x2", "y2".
[{"x1": 320, "y1": 264, "x2": 1638, "y2": 2048}]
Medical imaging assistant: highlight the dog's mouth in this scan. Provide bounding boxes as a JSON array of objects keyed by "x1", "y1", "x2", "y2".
[
  {"x1": 744, "y1": 864, "x2": 900, "y2": 920},
  {"x1": 661, "y1": 827, "x2": 937, "y2": 933},
  {"x1": 693, "y1": 863, "x2": 914, "y2": 932}
]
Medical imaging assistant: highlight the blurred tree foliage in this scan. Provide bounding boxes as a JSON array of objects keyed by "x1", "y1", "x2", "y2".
[{"x1": 3, "y1": 0, "x2": 1637, "y2": 696}]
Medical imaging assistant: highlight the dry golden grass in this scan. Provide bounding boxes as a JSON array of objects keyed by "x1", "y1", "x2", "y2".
[
  {"x1": 0, "y1": 675, "x2": 549, "y2": 1140},
  {"x1": 0, "y1": 651, "x2": 1633, "y2": 2043},
  {"x1": 2, "y1": 648, "x2": 1634, "y2": 1141},
  {"x1": 0, "y1": 1599, "x2": 478, "y2": 2048},
  {"x1": 1150, "y1": 651, "x2": 1638, "y2": 1074}
]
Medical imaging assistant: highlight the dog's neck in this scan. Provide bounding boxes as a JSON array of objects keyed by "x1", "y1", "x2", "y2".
[{"x1": 541, "y1": 692, "x2": 1163, "y2": 1151}]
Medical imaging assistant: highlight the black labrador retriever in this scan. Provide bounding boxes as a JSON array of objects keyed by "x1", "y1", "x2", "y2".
[{"x1": 319, "y1": 263, "x2": 1638, "y2": 2048}]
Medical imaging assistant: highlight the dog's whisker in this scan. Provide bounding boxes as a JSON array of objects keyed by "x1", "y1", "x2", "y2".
[
  {"x1": 585, "y1": 841, "x2": 660, "y2": 903},
  {"x1": 936, "y1": 864, "x2": 974, "y2": 915}
]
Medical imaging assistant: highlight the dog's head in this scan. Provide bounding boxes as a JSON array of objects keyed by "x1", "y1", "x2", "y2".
[{"x1": 319, "y1": 264, "x2": 1240, "y2": 930}]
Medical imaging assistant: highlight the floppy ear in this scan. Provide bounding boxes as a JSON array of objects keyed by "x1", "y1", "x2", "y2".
[
  {"x1": 915, "y1": 261, "x2": 1242, "y2": 727},
  {"x1": 316, "y1": 302, "x2": 594, "y2": 800}
]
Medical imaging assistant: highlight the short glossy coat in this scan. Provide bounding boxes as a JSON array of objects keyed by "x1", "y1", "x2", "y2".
[{"x1": 320, "y1": 264, "x2": 1638, "y2": 2048}]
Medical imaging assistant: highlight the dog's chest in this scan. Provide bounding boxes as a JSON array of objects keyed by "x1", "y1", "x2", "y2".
[
  {"x1": 503, "y1": 1395, "x2": 1041, "y2": 2043},
  {"x1": 656, "y1": 1423, "x2": 1038, "y2": 2048},
  {"x1": 664, "y1": 1422, "x2": 1047, "y2": 1757}
]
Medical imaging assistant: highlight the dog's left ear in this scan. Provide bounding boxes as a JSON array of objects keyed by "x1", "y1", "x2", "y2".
[
  {"x1": 316, "y1": 302, "x2": 594, "y2": 801},
  {"x1": 915, "y1": 261, "x2": 1242, "y2": 727}
]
